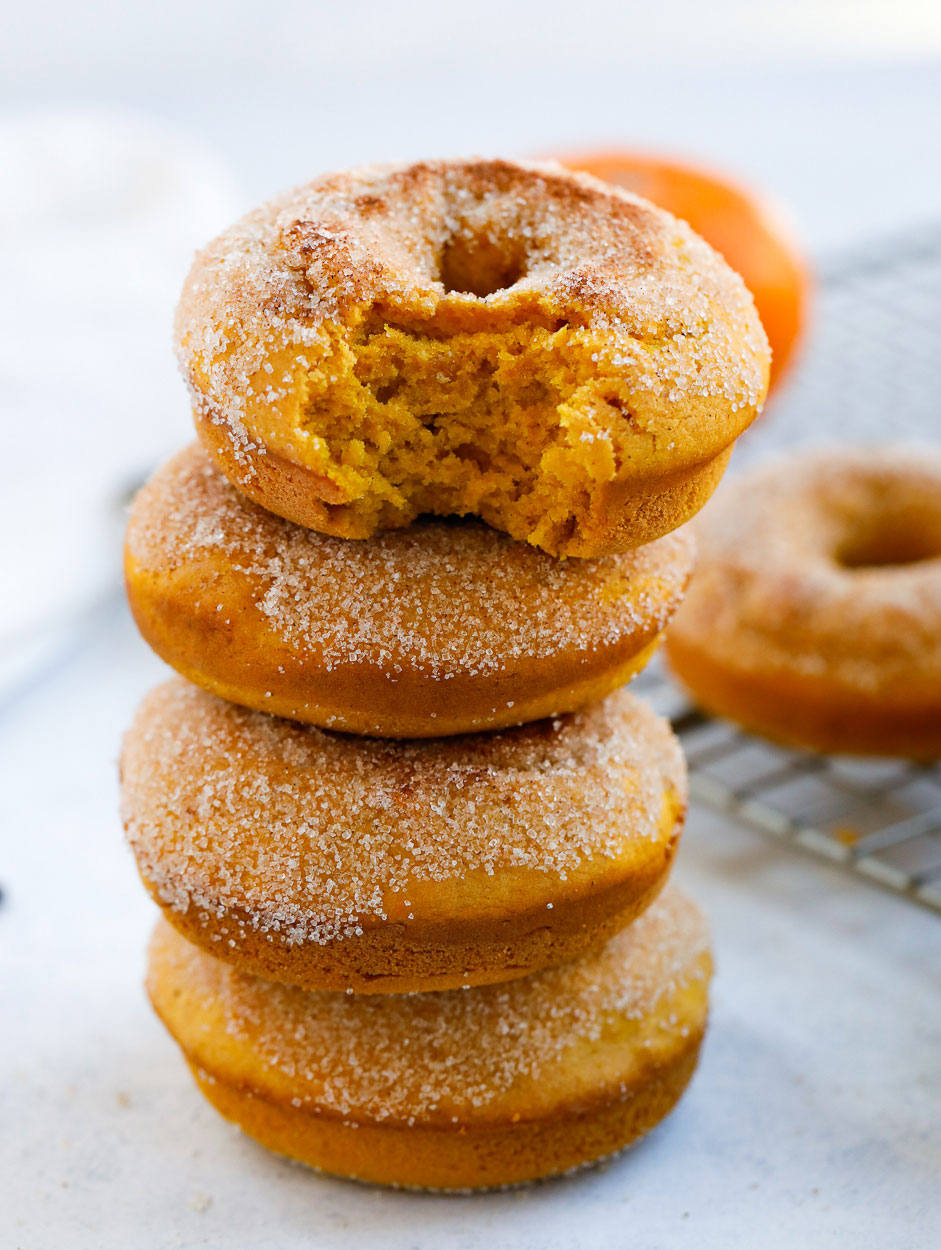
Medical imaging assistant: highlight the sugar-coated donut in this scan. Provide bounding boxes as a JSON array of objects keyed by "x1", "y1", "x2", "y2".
[
  {"x1": 146, "y1": 886, "x2": 711, "y2": 1190},
  {"x1": 122, "y1": 680, "x2": 686, "y2": 995},
  {"x1": 175, "y1": 158, "x2": 769, "y2": 558},
  {"x1": 666, "y1": 445, "x2": 941, "y2": 756},
  {"x1": 125, "y1": 445, "x2": 695, "y2": 737}
]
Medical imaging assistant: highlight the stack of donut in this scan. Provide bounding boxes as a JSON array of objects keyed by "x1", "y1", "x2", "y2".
[{"x1": 119, "y1": 158, "x2": 770, "y2": 1189}]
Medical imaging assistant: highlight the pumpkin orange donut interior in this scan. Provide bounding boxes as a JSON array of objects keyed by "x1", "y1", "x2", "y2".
[
  {"x1": 146, "y1": 887, "x2": 712, "y2": 1190},
  {"x1": 666, "y1": 445, "x2": 941, "y2": 757},
  {"x1": 175, "y1": 158, "x2": 770, "y2": 558},
  {"x1": 121, "y1": 680, "x2": 687, "y2": 995},
  {"x1": 125, "y1": 444, "x2": 695, "y2": 737}
]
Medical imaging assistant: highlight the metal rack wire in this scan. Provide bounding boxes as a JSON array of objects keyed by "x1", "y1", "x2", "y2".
[
  {"x1": 650, "y1": 220, "x2": 941, "y2": 915},
  {"x1": 737, "y1": 219, "x2": 941, "y2": 460},
  {"x1": 634, "y1": 657, "x2": 941, "y2": 915}
]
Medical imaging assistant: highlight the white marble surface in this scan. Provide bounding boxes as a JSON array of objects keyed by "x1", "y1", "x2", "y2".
[{"x1": 3, "y1": 607, "x2": 939, "y2": 1249}]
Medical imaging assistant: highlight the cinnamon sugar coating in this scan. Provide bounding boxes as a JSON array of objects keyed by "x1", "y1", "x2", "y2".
[
  {"x1": 121, "y1": 681, "x2": 687, "y2": 992},
  {"x1": 125, "y1": 444, "x2": 695, "y2": 736},
  {"x1": 667, "y1": 444, "x2": 941, "y2": 756},
  {"x1": 176, "y1": 158, "x2": 769, "y2": 557},
  {"x1": 146, "y1": 887, "x2": 712, "y2": 1187}
]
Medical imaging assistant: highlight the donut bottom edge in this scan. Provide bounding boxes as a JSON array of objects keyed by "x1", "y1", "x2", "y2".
[
  {"x1": 147, "y1": 888, "x2": 712, "y2": 1189},
  {"x1": 185, "y1": 1038, "x2": 703, "y2": 1191},
  {"x1": 163, "y1": 957, "x2": 710, "y2": 1192},
  {"x1": 666, "y1": 635, "x2": 941, "y2": 759},
  {"x1": 194, "y1": 407, "x2": 733, "y2": 560},
  {"x1": 130, "y1": 601, "x2": 664, "y2": 737},
  {"x1": 145, "y1": 847, "x2": 678, "y2": 996}
]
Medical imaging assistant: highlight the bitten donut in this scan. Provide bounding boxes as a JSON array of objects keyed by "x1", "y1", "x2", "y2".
[
  {"x1": 121, "y1": 681, "x2": 687, "y2": 994},
  {"x1": 666, "y1": 445, "x2": 941, "y2": 756},
  {"x1": 125, "y1": 444, "x2": 695, "y2": 737},
  {"x1": 147, "y1": 887, "x2": 711, "y2": 1190},
  {"x1": 175, "y1": 158, "x2": 769, "y2": 558}
]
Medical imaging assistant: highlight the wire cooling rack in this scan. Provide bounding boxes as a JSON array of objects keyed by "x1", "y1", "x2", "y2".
[
  {"x1": 634, "y1": 657, "x2": 941, "y2": 915},
  {"x1": 651, "y1": 220, "x2": 941, "y2": 915}
]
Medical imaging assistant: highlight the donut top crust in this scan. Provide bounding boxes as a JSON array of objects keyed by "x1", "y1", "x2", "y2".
[
  {"x1": 175, "y1": 158, "x2": 769, "y2": 555},
  {"x1": 122, "y1": 681, "x2": 686, "y2": 945},
  {"x1": 670, "y1": 445, "x2": 941, "y2": 692},
  {"x1": 126, "y1": 444, "x2": 695, "y2": 679},
  {"x1": 177, "y1": 158, "x2": 767, "y2": 431},
  {"x1": 148, "y1": 886, "x2": 709, "y2": 1121}
]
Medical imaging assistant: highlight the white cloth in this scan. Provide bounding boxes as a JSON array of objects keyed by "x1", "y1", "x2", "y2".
[{"x1": 0, "y1": 110, "x2": 240, "y2": 679}]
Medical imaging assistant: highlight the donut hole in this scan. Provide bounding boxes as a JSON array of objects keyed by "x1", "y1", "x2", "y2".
[
  {"x1": 836, "y1": 520, "x2": 941, "y2": 570},
  {"x1": 439, "y1": 229, "x2": 528, "y2": 298}
]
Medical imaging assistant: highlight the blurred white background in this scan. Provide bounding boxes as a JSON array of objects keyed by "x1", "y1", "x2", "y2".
[{"x1": 6, "y1": 0, "x2": 941, "y2": 241}]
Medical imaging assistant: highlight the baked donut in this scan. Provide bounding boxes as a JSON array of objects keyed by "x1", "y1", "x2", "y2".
[
  {"x1": 121, "y1": 680, "x2": 687, "y2": 994},
  {"x1": 666, "y1": 445, "x2": 941, "y2": 756},
  {"x1": 125, "y1": 444, "x2": 695, "y2": 737},
  {"x1": 146, "y1": 886, "x2": 711, "y2": 1190},
  {"x1": 175, "y1": 158, "x2": 769, "y2": 558}
]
